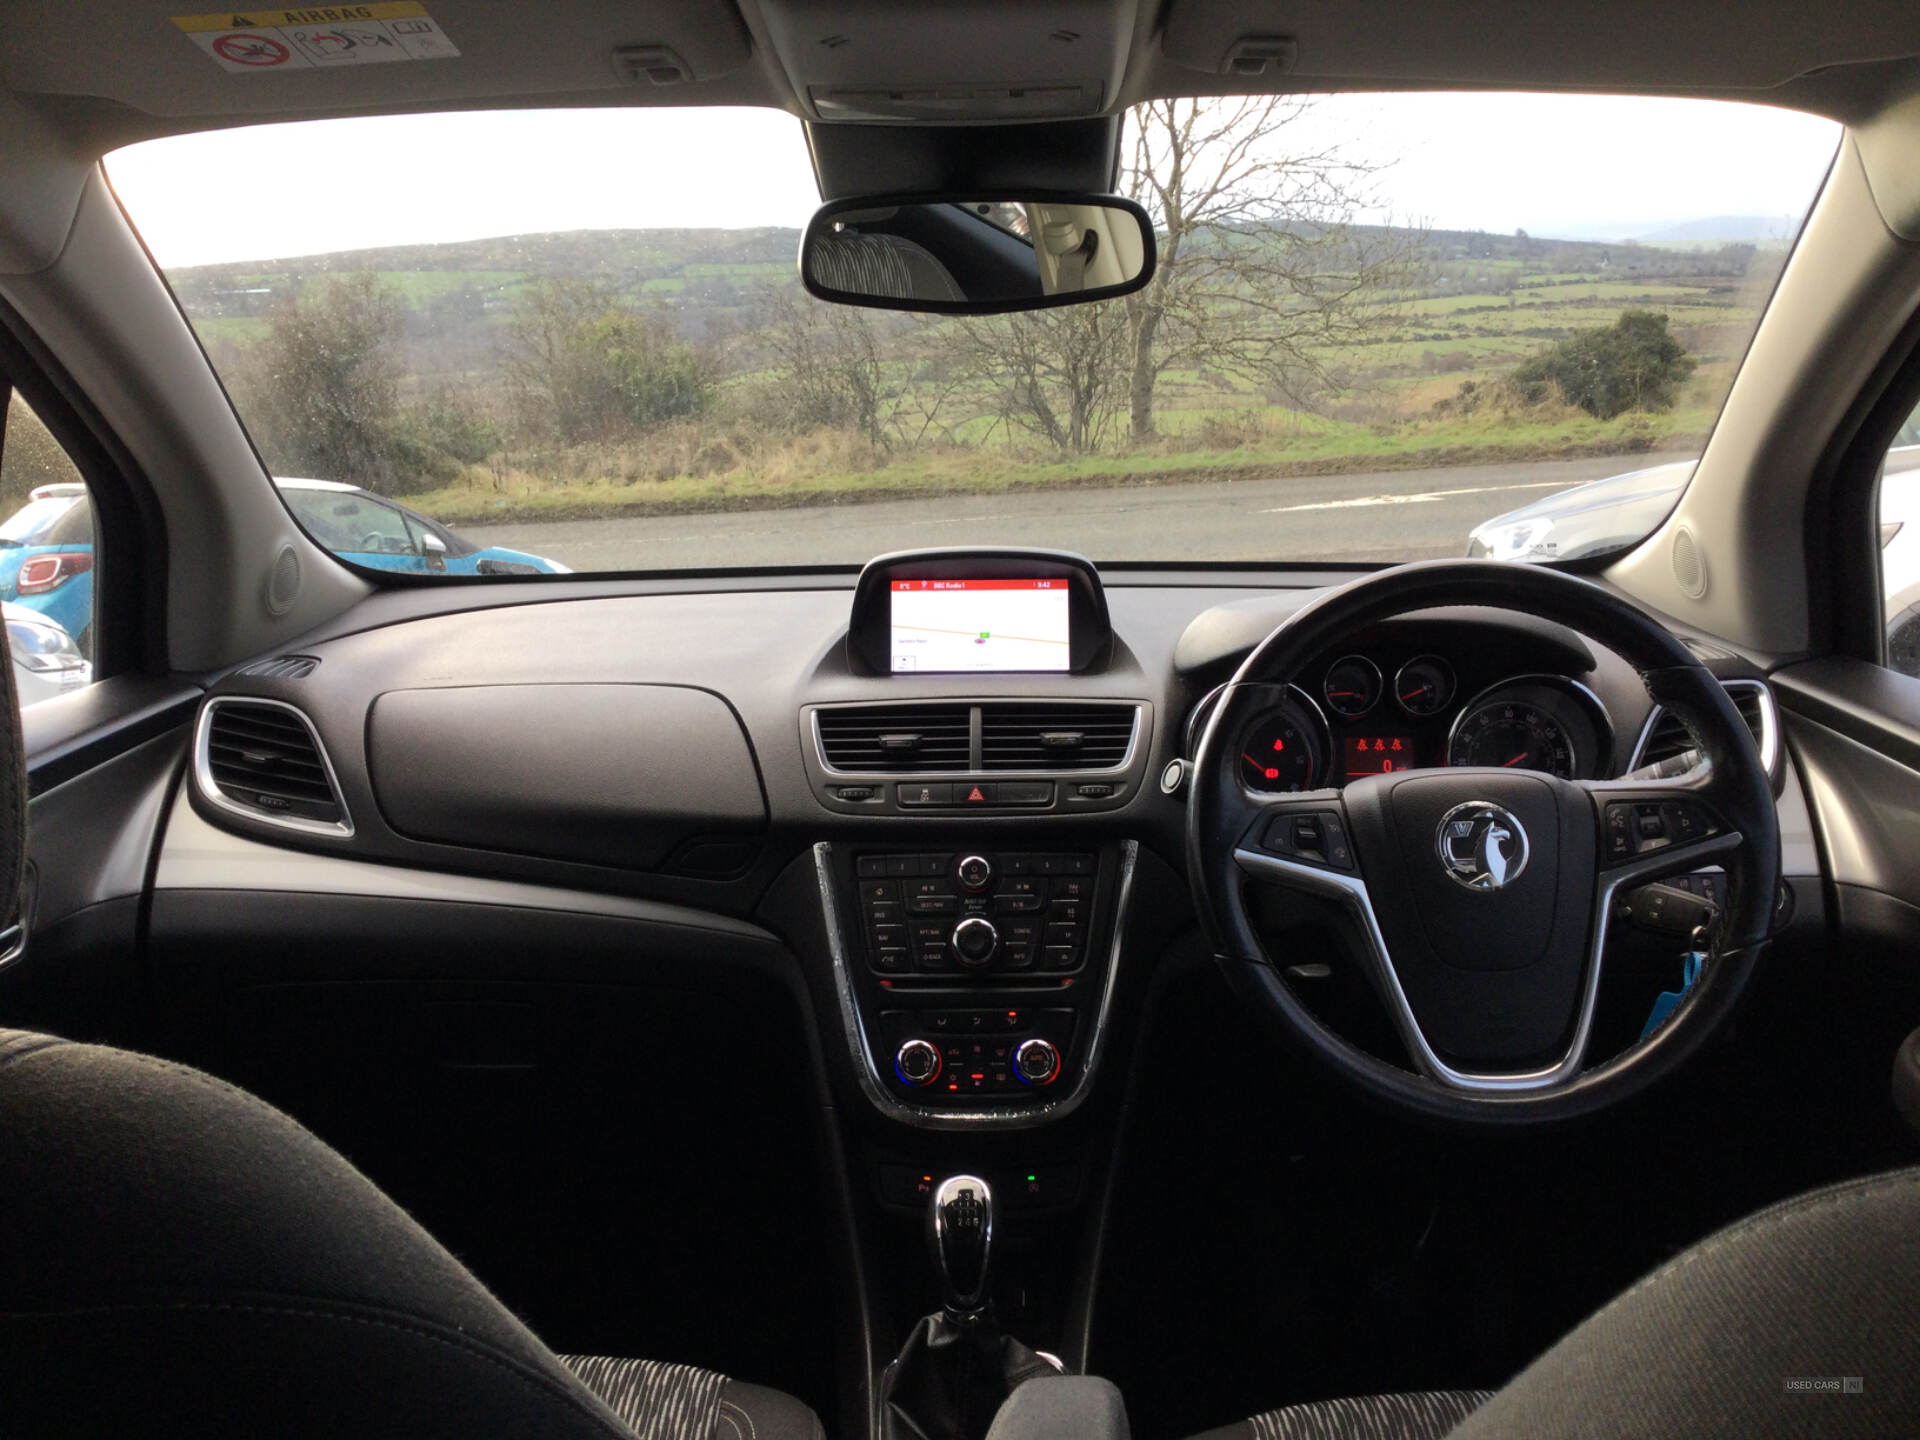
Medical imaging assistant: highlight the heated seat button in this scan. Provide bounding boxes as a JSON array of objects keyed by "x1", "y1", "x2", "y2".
[{"x1": 999, "y1": 781, "x2": 1054, "y2": 805}]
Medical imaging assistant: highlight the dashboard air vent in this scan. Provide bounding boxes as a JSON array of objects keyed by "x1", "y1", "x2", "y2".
[
  {"x1": 817, "y1": 704, "x2": 971, "y2": 772},
  {"x1": 199, "y1": 699, "x2": 350, "y2": 831},
  {"x1": 980, "y1": 702, "x2": 1137, "y2": 771},
  {"x1": 1633, "y1": 680, "x2": 1775, "y2": 773},
  {"x1": 238, "y1": 654, "x2": 320, "y2": 680}
]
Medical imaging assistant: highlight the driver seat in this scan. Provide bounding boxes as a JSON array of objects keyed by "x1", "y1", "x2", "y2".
[{"x1": 1191, "y1": 1163, "x2": 1920, "y2": 1438}]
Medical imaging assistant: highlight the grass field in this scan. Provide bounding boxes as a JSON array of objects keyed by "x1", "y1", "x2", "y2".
[{"x1": 165, "y1": 223, "x2": 1776, "y2": 523}]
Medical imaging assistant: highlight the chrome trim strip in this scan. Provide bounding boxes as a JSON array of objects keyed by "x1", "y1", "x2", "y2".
[
  {"x1": 193, "y1": 696, "x2": 354, "y2": 839},
  {"x1": 810, "y1": 700, "x2": 1145, "y2": 781},
  {"x1": 0, "y1": 922, "x2": 25, "y2": 974},
  {"x1": 1234, "y1": 827, "x2": 1741, "y2": 1092},
  {"x1": 1628, "y1": 678, "x2": 1779, "y2": 777},
  {"x1": 813, "y1": 838, "x2": 1136, "y2": 1129}
]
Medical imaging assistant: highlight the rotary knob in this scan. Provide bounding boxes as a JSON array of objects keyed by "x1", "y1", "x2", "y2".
[
  {"x1": 950, "y1": 916, "x2": 999, "y2": 968},
  {"x1": 895, "y1": 1038, "x2": 942, "y2": 1088},
  {"x1": 956, "y1": 854, "x2": 994, "y2": 891},
  {"x1": 1013, "y1": 1038, "x2": 1060, "y2": 1087}
]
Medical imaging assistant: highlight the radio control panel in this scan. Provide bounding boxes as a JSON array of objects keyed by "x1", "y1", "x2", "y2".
[{"x1": 855, "y1": 851, "x2": 1094, "y2": 976}]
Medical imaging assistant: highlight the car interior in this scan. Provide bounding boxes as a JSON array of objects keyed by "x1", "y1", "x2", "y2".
[{"x1": 6, "y1": 2, "x2": 1920, "y2": 1438}]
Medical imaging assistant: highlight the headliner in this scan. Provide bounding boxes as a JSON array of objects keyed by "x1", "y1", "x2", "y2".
[{"x1": 2, "y1": 0, "x2": 1918, "y2": 162}]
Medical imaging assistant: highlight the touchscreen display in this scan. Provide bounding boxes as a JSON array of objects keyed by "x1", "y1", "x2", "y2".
[{"x1": 889, "y1": 579, "x2": 1071, "y2": 673}]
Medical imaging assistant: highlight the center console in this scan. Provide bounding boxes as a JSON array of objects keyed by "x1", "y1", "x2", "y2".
[{"x1": 816, "y1": 839, "x2": 1132, "y2": 1127}]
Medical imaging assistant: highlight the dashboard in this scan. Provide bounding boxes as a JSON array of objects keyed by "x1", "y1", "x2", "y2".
[{"x1": 169, "y1": 546, "x2": 1800, "y2": 1131}]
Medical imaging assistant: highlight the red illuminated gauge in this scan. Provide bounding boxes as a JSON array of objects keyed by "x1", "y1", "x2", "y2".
[
  {"x1": 1395, "y1": 655, "x2": 1455, "y2": 717},
  {"x1": 1239, "y1": 709, "x2": 1323, "y2": 792},
  {"x1": 1322, "y1": 656, "x2": 1381, "y2": 719}
]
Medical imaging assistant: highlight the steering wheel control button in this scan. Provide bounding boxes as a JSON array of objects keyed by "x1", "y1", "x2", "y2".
[
  {"x1": 956, "y1": 854, "x2": 994, "y2": 891},
  {"x1": 1603, "y1": 800, "x2": 1721, "y2": 862},
  {"x1": 895, "y1": 1039, "x2": 943, "y2": 1087},
  {"x1": 951, "y1": 916, "x2": 1000, "y2": 968},
  {"x1": 1261, "y1": 810, "x2": 1353, "y2": 869},
  {"x1": 1436, "y1": 801, "x2": 1530, "y2": 891},
  {"x1": 1013, "y1": 1038, "x2": 1061, "y2": 1086}
]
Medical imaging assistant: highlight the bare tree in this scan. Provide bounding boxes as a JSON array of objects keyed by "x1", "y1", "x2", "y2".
[
  {"x1": 1121, "y1": 98, "x2": 1422, "y2": 443},
  {"x1": 957, "y1": 303, "x2": 1130, "y2": 455},
  {"x1": 754, "y1": 286, "x2": 970, "y2": 451}
]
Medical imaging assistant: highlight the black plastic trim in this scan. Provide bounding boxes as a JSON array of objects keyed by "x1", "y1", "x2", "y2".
[{"x1": 0, "y1": 293, "x2": 170, "y2": 679}]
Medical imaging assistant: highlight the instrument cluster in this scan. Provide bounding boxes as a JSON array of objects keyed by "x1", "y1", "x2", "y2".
[{"x1": 1188, "y1": 648, "x2": 1615, "y2": 793}]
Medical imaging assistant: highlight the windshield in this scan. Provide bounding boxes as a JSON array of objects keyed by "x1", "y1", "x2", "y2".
[{"x1": 106, "y1": 96, "x2": 1840, "y2": 575}]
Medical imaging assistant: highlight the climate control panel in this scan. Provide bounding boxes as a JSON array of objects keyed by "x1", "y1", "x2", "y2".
[{"x1": 855, "y1": 851, "x2": 1094, "y2": 976}]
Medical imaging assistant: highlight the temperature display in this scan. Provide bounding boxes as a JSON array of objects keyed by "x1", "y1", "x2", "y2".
[{"x1": 1344, "y1": 735, "x2": 1417, "y2": 778}]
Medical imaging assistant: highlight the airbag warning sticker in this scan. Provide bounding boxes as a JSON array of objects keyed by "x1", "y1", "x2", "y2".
[{"x1": 173, "y1": 4, "x2": 459, "y2": 72}]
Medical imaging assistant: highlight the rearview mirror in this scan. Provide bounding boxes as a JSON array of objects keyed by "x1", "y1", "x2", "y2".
[{"x1": 800, "y1": 194, "x2": 1155, "y2": 315}]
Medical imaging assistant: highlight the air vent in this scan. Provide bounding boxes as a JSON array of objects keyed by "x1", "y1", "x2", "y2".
[
  {"x1": 238, "y1": 654, "x2": 319, "y2": 680},
  {"x1": 1631, "y1": 680, "x2": 1776, "y2": 775},
  {"x1": 197, "y1": 699, "x2": 351, "y2": 833},
  {"x1": 816, "y1": 704, "x2": 971, "y2": 772},
  {"x1": 980, "y1": 703, "x2": 1137, "y2": 771}
]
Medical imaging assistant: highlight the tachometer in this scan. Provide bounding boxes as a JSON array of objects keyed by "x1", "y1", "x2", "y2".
[{"x1": 1445, "y1": 677, "x2": 1612, "y2": 780}]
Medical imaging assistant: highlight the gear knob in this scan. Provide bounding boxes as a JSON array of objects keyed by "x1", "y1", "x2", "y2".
[{"x1": 928, "y1": 1174, "x2": 994, "y2": 1315}]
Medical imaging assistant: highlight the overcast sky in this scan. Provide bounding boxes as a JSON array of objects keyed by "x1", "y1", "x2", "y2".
[{"x1": 107, "y1": 94, "x2": 1842, "y2": 269}]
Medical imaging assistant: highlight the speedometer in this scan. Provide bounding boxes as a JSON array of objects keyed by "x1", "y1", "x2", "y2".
[
  {"x1": 1447, "y1": 702, "x2": 1578, "y2": 777},
  {"x1": 1445, "y1": 677, "x2": 1612, "y2": 780}
]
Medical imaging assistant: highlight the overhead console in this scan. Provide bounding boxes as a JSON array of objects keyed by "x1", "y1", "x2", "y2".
[{"x1": 804, "y1": 548, "x2": 1153, "y2": 816}]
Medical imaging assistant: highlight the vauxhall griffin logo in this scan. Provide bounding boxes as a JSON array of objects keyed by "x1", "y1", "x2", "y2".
[{"x1": 1436, "y1": 802, "x2": 1530, "y2": 891}]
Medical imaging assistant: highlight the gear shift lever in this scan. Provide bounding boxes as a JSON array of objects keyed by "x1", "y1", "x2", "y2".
[{"x1": 929, "y1": 1174, "x2": 994, "y2": 1317}]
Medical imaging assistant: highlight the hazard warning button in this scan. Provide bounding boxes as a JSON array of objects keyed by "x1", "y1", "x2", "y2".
[{"x1": 960, "y1": 783, "x2": 997, "y2": 805}]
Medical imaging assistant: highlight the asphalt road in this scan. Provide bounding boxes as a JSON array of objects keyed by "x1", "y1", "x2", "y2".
[{"x1": 461, "y1": 452, "x2": 1692, "y2": 571}]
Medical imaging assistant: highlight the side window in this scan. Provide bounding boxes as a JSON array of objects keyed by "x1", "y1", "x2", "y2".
[
  {"x1": 1882, "y1": 401, "x2": 1920, "y2": 676},
  {"x1": 0, "y1": 393, "x2": 96, "y2": 709},
  {"x1": 284, "y1": 487, "x2": 417, "y2": 557}
]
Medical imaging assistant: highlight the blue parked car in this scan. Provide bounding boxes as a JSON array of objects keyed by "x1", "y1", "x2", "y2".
[
  {"x1": 275, "y1": 477, "x2": 569, "y2": 578},
  {"x1": 0, "y1": 479, "x2": 568, "y2": 653},
  {"x1": 0, "y1": 482, "x2": 95, "y2": 652}
]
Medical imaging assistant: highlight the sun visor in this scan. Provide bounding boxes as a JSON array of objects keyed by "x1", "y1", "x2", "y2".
[{"x1": 0, "y1": 0, "x2": 757, "y2": 122}]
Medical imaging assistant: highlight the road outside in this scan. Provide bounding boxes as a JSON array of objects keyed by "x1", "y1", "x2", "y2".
[{"x1": 461, "y1": 453, "x2": 1692, "y2": 571}]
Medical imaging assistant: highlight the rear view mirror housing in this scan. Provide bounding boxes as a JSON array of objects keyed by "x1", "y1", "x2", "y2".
[{"x1": 799, "y1": 192, "x2": 1155, "y2": 315}]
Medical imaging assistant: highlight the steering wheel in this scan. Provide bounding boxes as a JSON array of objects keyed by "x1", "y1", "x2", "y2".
[{"x1": 1187, "y1": 560, "x2": 1780, "y2": 1126}]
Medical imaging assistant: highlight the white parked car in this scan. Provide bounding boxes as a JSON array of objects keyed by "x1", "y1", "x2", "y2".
[
  {"x1": 4, "y1": 600, "x2": 89, "y2": 707},
  {"x1": 1472, "y1": 445, "x2": 1920, "y2": 672}
]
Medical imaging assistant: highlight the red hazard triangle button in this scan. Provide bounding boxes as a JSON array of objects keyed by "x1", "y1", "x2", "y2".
[{"x1": 962, "y1": 784, "x2": 994, "y2": 804}]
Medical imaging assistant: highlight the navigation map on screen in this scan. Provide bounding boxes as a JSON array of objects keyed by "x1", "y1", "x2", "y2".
[{"x1": 889, "y1": 579, "x2": 1071, "y2": 672}]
